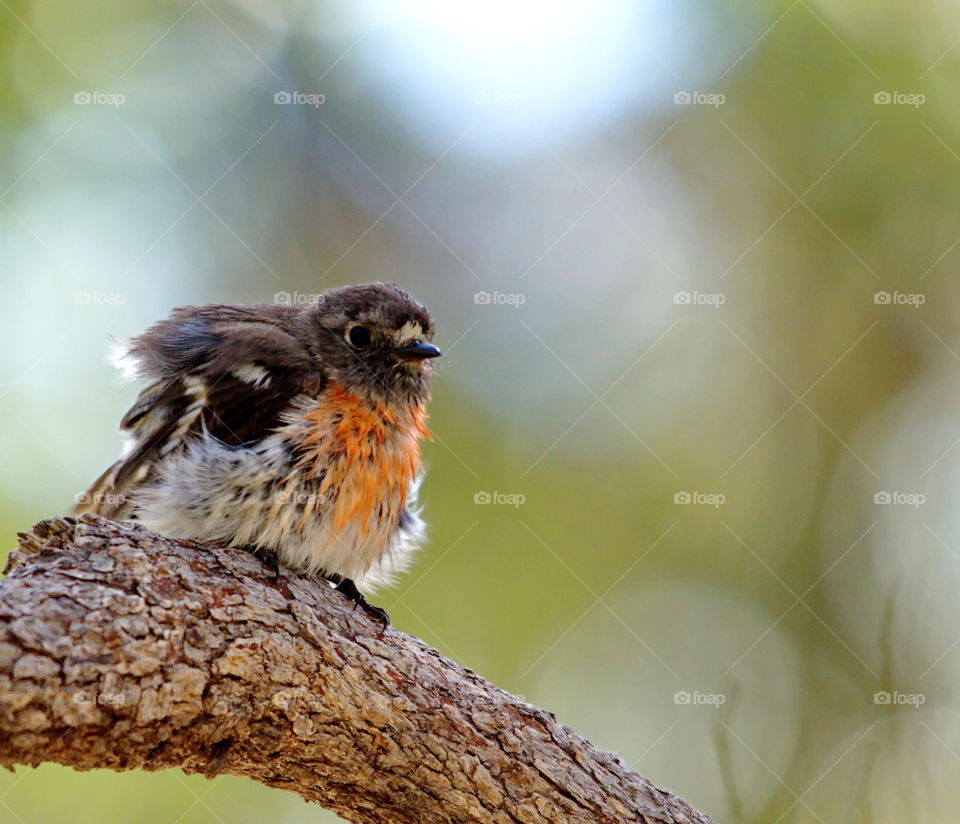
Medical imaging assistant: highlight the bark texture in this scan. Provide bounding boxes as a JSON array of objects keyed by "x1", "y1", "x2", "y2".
[{"x1": 0, "y1": 515, "x2": 716, "y2": 824}]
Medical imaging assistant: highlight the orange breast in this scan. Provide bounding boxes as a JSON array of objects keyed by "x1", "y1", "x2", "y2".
[{"x1": 294, "y1": 383, "x2": 430, "y2": 539}]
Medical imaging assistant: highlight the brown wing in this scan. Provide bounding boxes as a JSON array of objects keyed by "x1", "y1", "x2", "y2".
[{"x1": 73, "y1": 306, "x2": 324, "y2": 519}]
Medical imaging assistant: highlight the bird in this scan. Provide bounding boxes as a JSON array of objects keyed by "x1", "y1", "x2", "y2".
[{"x1": 72, "y1": 282, "x2": 441, "y2": 625}]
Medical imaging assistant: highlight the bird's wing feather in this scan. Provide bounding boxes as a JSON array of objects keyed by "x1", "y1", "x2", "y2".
[{"x1": 73, "y1": 307, "x2": 324, "y2": 519}]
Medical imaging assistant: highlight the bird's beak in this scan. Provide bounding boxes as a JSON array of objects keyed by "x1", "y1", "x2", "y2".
[{"x1": 395, "y1": 340, "x2": 442, "y2": 359}]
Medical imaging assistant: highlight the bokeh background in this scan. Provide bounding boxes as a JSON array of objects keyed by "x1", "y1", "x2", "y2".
[{"x1": 2, "y1": 0, "x2": 960, "y2": 821}]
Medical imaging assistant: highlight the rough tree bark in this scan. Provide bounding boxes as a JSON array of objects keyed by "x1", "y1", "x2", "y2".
[{"x1": 0, "y1": 515, "x2": 716, "y2": 824}]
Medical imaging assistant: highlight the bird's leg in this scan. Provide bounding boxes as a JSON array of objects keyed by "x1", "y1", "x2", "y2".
[
  {"x1": 324, "y1": 573, "x2": 390, "y2": 627},
  {"x1": 242, "y1": 545, "x2": 281, "y2": 579}
]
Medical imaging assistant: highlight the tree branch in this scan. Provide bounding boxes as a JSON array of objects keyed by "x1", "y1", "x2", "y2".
[{"x1": 0, "y1": 515, "x2": 715, "y2": 824}]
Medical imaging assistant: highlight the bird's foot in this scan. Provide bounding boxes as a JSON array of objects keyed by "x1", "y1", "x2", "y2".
[
  {"x1": 327, "y1": 575, "x2": 390, "y2": 627},
  {"x1": 242, "y1": 545, "x2": 281, "y2": 579}
]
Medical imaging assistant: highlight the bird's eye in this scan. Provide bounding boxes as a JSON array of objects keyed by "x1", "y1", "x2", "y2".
[{"x1": 347, "y1": 325, "x2": 371, "y2": 348}]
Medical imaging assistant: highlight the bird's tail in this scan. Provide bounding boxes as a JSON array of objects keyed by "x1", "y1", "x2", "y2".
[{"x1": 71, "y1": 460, "x2": 131, "y2": 519}]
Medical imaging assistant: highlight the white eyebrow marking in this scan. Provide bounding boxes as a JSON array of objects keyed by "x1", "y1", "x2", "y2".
[{"x1": 395, "y1": 321, "x2": 424, "y2": 344}]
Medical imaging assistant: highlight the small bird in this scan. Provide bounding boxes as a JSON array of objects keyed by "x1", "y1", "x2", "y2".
[{"x1": 73, "y1": 282, "x2": 441, "y2": 625}]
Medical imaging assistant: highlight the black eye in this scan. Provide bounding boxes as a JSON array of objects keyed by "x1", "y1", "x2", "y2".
[{"x1": 347, "y1": 325, "x2": 371, "y2": 348}]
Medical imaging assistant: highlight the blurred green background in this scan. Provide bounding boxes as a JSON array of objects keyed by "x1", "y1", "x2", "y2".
[{"x1": 2, "y1": 0, "x2": 960, "y2": 821}]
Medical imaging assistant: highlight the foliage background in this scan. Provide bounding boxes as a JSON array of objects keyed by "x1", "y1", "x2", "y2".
[{"x1": 2, "y1": 1, "x2": 960, "y2": 821}]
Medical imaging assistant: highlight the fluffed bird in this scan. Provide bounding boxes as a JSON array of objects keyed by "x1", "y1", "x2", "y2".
[{"x1": 73, "y1": 282, "x2": 441, "y2": 624}]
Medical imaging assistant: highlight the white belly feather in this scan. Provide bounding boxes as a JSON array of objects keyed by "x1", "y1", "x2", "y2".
[{"x1": 134, "y1": 396, "x2": 426, "y2": 588}]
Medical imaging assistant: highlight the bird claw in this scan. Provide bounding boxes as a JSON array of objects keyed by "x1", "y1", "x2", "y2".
[
  {"x1": 332, "y1": 577, "x2": 390, "y2": 627},
  {"x1": 243, "y1": 545, "x2": 281, "y2": 579}
]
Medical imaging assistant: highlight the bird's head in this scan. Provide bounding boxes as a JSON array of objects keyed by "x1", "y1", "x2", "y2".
[{"x1": 301, "y1": 282, "x2": 440, "y2": 405}]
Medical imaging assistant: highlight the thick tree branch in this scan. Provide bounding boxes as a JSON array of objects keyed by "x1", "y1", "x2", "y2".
[{"x1": 0, "y1": 515, "x2": 715, "y2": 824}]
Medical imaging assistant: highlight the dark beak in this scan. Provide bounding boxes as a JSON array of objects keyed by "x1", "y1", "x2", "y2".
[{"x1": 395, "y1": 340, "x2": 442, "y2": 359}]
